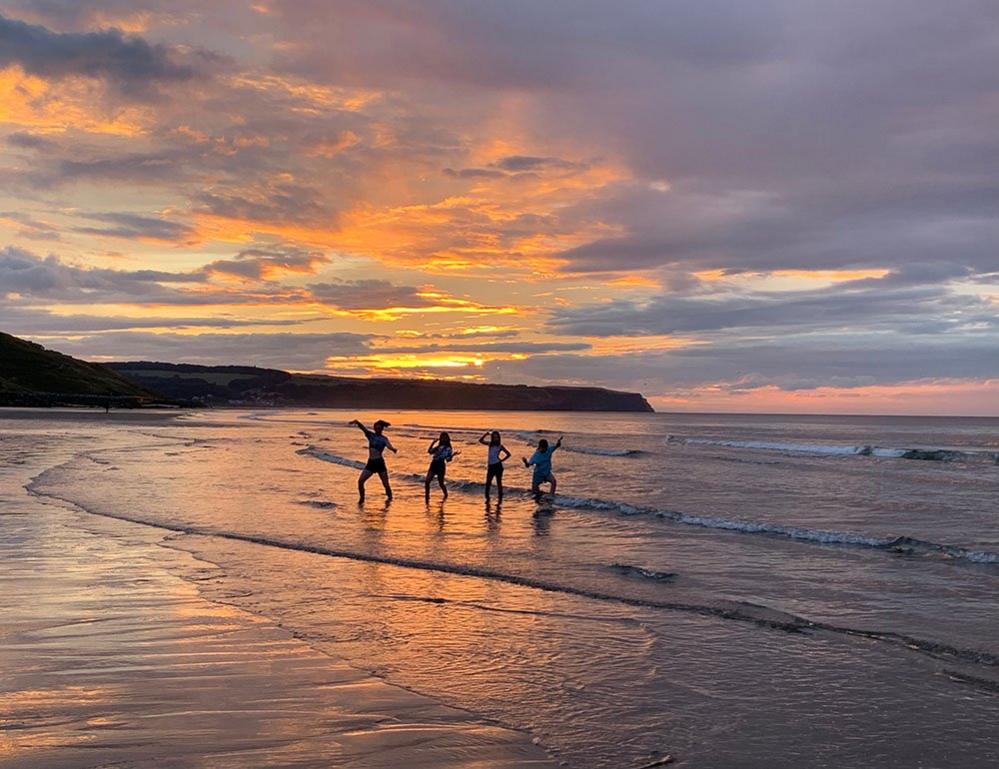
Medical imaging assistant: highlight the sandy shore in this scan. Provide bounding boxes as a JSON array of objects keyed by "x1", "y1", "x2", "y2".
[{"x1": 0, "y1": 447, "x2": 554, "y2": 768}]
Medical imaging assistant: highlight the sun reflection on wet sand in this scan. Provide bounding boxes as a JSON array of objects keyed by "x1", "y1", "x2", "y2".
[{"x1": 0, "y1": 428, "x2": 555, "y2": 769}]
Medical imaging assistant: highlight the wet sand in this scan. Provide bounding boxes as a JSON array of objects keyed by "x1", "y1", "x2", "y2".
[{"x1": 0, "y1": 444, "x2": 554, "y2": 769}]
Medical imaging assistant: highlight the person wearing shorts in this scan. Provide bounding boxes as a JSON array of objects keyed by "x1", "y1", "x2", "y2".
[
  {"x1": 350, "y1": 419, "x2": 397, "y2": 502},
  {"x1": 425, "y1": 432, "x2": 459, "y2": 501},
  {"x1": 523, "y1": 435, "x2": 563, "y2": 496},
  {"x1": 479, "y1": 431, "x2": 511, "y2": 501}
]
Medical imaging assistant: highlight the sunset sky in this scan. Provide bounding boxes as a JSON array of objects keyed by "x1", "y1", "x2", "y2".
[{"x1": 1, "y1": 1, "x2": 996, "y2": 414}]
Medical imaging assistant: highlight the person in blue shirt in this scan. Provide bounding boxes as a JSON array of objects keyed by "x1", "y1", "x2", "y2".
[
  {"x1": 523, "y1": 435, "x2": 563, "y2": 496},
  {"x1": 350, "y1": 419, "x2": 397, "y2": 503},
  {"x1": 425, "y1": 431, "x2": 460, "y2": 501}
]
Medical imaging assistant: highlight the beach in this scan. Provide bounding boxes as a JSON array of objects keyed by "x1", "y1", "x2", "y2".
[
  {"x1": 3, "y1": 408, "x2": 999, "y2": 768},
  {"x1": 0, "y1": 415, "x2": 553, "y2": 768}
]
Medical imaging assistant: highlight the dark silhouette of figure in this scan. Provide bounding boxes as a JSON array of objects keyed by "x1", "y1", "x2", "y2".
[
  {"x1": 479, "y1": 431, "x2": 511, "y2": 501},
  {"x1": 523, "y1": 436, "x2": 563, "y2": 496},
  {"x1": 350, "y1": 419, "x2": 397, "y2": 503},
  {"x1": 425, "y1": 431, "x2": 459, "y2": 501}
]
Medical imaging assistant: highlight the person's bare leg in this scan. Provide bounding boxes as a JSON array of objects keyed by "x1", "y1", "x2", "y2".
[
  {"x1": 379, "y1": 470, "x2": 392, "y2": 500},
  {"x1": 497, "y1": 476, "x2": 503, "y2": 502},
  {"x1": 438, "y1": 474, "x2": 447, "y2": 499},
  {"x1": 424, "y1": 471, "x2": 433, "y2": 502},
  {"x1": 549, "y1": 474, "x2": 557, "y2": 495},
  {"x1": 484, "y1": 470, "x2": 492, "y2": 500},
  {"x1": 357, "y1": 469, "x2": 373, "y2": 503}
]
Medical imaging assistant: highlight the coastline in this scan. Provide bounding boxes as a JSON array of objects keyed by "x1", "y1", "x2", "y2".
[{"x1": 0, "y1": 435, "x2": 555, "y2": 769}]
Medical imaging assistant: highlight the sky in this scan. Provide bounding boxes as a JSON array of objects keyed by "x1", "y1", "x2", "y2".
[{"x1": 0, "y1": 1, "x2": 996, "y2": 414}]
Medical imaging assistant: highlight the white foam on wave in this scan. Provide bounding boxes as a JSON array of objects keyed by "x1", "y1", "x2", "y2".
[
  {"x1": 298, "y1": 445, "x2": 999, "y2": 565},
  {"x1": 667, "y1": 436, "x2": 997, "y2": 462},
  {"x1": 565, "y1": 446, "x2": 643, "y2": 457},
  {"x1": 302, "y1": 446, "x2": 365, "y2": 470},
  {"x1": 512, "y1": 431, "x2": 641, "y2": 457}
]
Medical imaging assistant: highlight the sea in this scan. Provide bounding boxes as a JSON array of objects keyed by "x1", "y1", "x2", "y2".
[{"x1": 4, "y1": 408, "x2": 999, "y2": 768}]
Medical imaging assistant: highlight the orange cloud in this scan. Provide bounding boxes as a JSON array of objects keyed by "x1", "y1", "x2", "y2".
[{"x1": 0, "y1": 67, "x2": 150, "y2": 136}]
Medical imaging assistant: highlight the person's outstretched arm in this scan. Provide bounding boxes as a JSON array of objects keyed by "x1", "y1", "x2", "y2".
[
  {"x1": 350, "y1": 419, "x2": 372, "y2": 436},
  {"x1": 522, "y1": 456, "x2": 533, "y2": 467},
  {"x1": 553, "y1": 436, "x2": 564, "y2": 451},
  {"x1": 478, "y1": 432, "x2": 491, "y2": 445},
  {"x1": 447, "y1": 449, "x2": 460, "y2": 462},
  {"x1": 499, "y1": 446, "x2": 511, "y2": 462},
  {"x1": 385, "y1": 438, "x2": 398, "y2": 454}
]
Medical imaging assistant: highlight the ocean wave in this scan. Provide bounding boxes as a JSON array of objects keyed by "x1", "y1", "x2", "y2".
[
  {"x1": 666, "y1": 435, "x2": 999, "y2": 463},
  {"x1": 512, "y1": 431, "x2": 642, "y2": 457},
  {"x1": 296, "y1": 499, "x2": 337, "y2": 509},
  {"x1": 402, "y1": 424, "x2": 496, "y2": 436},
  {"x1": 560, "y1": 445, "x2": 643, "y2": 457},
  {"x1": 299, "y1": 445, "x2": 999, "y2": 565},
  {"x1": 611, "y1": 564, "x2": 677, "y2": 581},
  {"x1": 301, "y1": 447, "x2": 365, "y2": 470},
  {"x1": 27, "y1": 469, "x2": 999, "y2": 689}
]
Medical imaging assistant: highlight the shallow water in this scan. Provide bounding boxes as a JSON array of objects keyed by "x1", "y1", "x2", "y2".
[{"x1": 9, "y1": 408, "x2": 999, "y2": 768}]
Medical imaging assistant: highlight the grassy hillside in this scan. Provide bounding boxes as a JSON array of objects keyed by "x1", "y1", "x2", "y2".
[{"x1": 0, "y1": 332, "x2": 152, "y2": 400}]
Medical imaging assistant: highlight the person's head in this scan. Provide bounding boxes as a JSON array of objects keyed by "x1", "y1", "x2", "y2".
[
  {"x1": 490, "y1": 430, "x2": 501, "y2": 446},
  {"x1": 438, "y1": 431, "x2": 451, "y2": 447},
  {"x1": 373, "y1": 419, "x2": 390, "y2": 434},
  {"x1": 538, "y1": 438, "x2": 549, "y2": 452}
]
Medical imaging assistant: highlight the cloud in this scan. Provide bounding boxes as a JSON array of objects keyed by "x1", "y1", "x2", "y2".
[
  {"x1": 307, "y1": 280, "x2": 437, "y2": 311},
  {"x1": 0, "y1": 245, "x2": 204, "y2": 303},
  {"x1": 374, "y1": 341, "x2": 591, "y2": 355},
  {"x1": 0, "y1": 247, "x2": 501, "y2": 320},
  {"x1": 5, "y1": 131, "x2": 58, "y2": 150},
  {"x1": 547, "y1": 278, "x2": 998, "y2": 337},
  {"x1": 0, "y1": 210, "x2": 61, "y2": 241},
  {"x1": 0, "y1": 305, "x2": 308, "y2": 335},
  {"x1": 197, "y1": 181, "x2": 337, "y2": 227},
  {"x1": 73, "y1": 212, "x2": 195, "y2": 242},
  {"x1": 204, "y1": 246, "x2": 331, "y2": 281},
  {"x1": 38, "y1": 330, "x2": 376, "y2": 369},
  {"x1": 1, "y1": 1, "x2": 996, "y2": 410},
  {"x1": 0, "y1": 11, "x2": 201, "y2": 98},
  {"x1": 483, "y1": 336, "x2": 999, "y2": 396}
]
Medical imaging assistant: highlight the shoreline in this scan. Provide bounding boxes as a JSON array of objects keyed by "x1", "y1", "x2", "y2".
[{"x1": 0, "y1": 446, "x2": 556, "y2": 769}]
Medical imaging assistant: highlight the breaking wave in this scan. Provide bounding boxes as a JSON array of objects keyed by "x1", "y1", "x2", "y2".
[
  {"x1": 300, "y1": 445, "x2": 999, "y2": 565},
  {"x1": 667, "y1": 435, "x2": 999, "y2": 463},
  {"x1": 513, "y1": 431, "x2": 642, "y2": 457},
  {"x1": 611, "y1": 564, "x2": 677, "y2": 581}
]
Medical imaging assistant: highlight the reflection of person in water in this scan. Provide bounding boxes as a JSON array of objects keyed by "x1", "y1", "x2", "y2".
[
  {"x1": 523, "y1": 436, "x2": 563, "y2": 496},
  {"x1": 350, "y1": 419, "x2": 397, "y2": 503},
  {"x1": 479, "y1": 431, "x2": 511, "y2": 502},
  {"x1": 425, "y1": 432, "x2": 459, "y2": 501}
]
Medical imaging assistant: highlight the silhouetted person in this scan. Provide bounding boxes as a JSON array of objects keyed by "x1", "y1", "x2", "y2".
[
  {"x1": 479, "y1": 430, "x2": 511, "y2": 501},
  {"x1": 350, "y1": 419, "x2": 396, "y2": 503},
  {"x1": 425, "y1": 431, "x2": 459, "y2": 501},
  {"x1": 523, "y1": 436, "x2": 562, "y2": 496}
]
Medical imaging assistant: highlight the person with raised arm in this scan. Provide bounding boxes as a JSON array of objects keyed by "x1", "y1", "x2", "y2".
[
  {"x1": 479, "y1": 431, "x2": 511, "y2": 501},
  {"x1": 349, "y1": 419, "x2": 397, "y2": 503},
  {"x1": 523, "y1": 435, "x2": 562, "y2": 497},
  {"x1": 425, "y1": 431, "x2": 459, "y2": 501}
]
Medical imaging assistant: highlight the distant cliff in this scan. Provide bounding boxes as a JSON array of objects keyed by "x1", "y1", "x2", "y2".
[
  {"x1": 110, "y1": 362, "x2": 655, "y2": 412},
  {"x1": 0, "y1": 332, "x2": 653, "y2": 412},
  {"x1": 0, "y1": 332, "x2": 153, "y2": 406}
]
